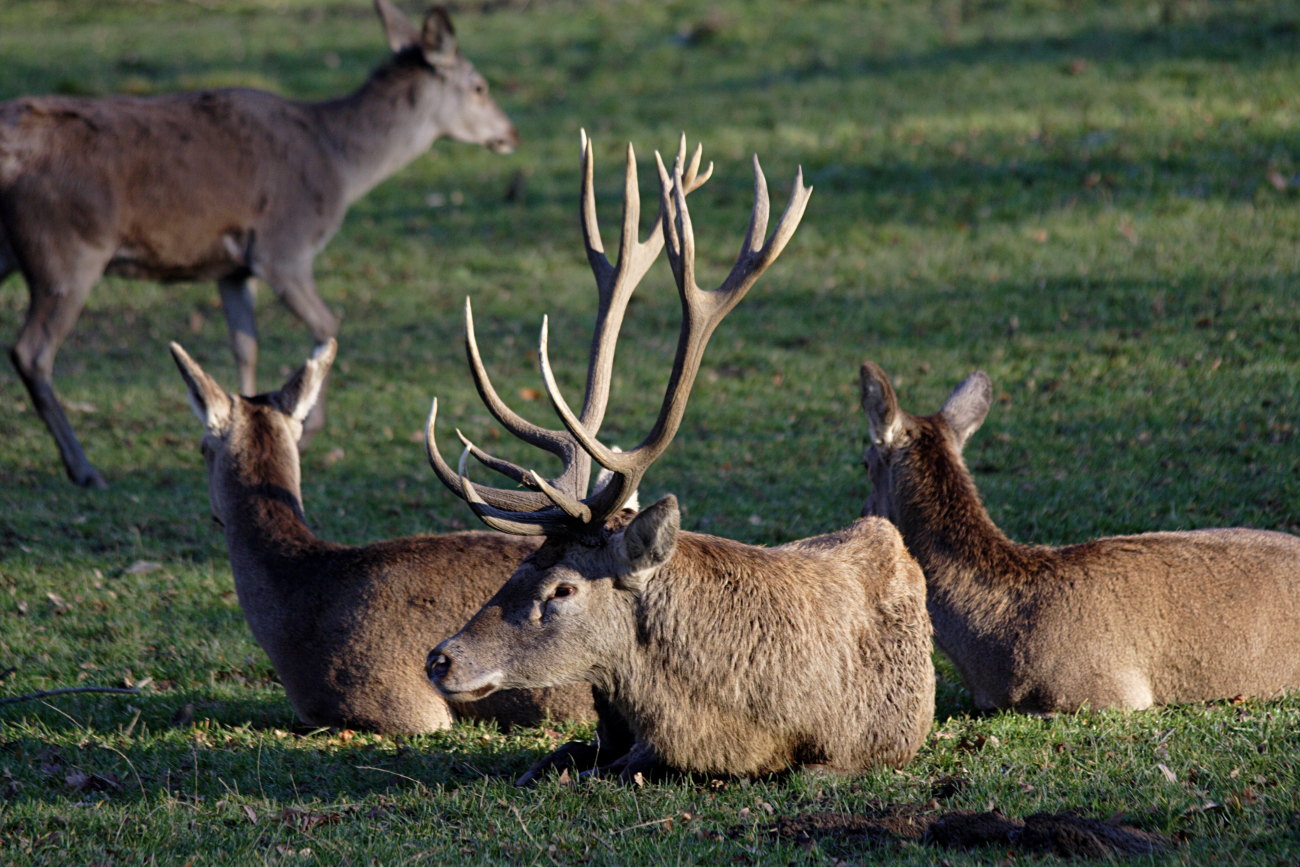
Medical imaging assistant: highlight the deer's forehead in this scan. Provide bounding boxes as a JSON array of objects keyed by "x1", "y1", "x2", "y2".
[{"x1": 515, "y1": 539, "x2": 618, "y2": 581}]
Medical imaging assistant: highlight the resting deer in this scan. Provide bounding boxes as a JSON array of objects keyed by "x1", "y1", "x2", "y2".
[
  {"x1": 424, "y1": 135, "x2": 934, "y2": 783},
  {"x1": 859, "y1": 361, "x2": 1300, "y2": 714},
  {"x1": 1, "y1": 1, "x2": 516, "y2": 488},
  {"x1": 169, "y1": 338, "x2": 597, "y2": 733}
]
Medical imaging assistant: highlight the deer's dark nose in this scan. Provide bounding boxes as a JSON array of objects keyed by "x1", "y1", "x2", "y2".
[{"x1": 427, "y1": 647, "x2": 451, "y2": 683}]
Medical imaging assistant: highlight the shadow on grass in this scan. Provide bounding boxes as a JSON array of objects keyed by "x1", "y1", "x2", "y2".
[{"x1": 0, "y1": 691, "x2": 564, "y2": 806}]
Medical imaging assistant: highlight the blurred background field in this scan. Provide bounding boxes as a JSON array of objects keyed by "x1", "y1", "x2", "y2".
[{"x1": 0, "y1": 0, "x2": 1297, "y2": 862}]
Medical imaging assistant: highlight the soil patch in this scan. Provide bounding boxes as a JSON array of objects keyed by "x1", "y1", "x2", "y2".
[{"x1": 771, "y1": 805, "x2": 1170, "y2": 859}]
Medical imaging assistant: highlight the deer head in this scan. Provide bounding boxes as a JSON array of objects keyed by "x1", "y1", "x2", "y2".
[
  {"x1": 424, "y1": 134, "x2": 811, "y2": 701},
  {"x1": 374, "y1": 0, "x2": 517, "y2": 154},
  {"x1": 859, "y1": 361, "x2": 992, "y2": 523},
  {"x1": 171, "y1": 339, "x2": 337, "y2": 527}
]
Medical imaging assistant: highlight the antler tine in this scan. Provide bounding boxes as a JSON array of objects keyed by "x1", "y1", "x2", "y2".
[
  {"x1": 424, "y1": 398, "x2": 557, "y2": 513},
  {"x1": 456, "y1": 447, "x2": 563, "y2": 537},
  {"x1": 570, "y1": 154, "x2": 812, "y2": 523},
  {"x1": 464, "y1": 297, "x2": 570, "y2": 456}
]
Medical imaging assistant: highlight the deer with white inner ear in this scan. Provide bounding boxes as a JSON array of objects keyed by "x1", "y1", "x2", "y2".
[
  {"x1": 170, "y1": 338, "x2": 598, "y2": 734},
  {"x1": 424, "y1": 135, "x2": 935, "y2": 783},
  {"x1": 859, "y1": 361, "x2": 1300, "y2": 714},
  {"x1": 2, "y1": 0, "x2": 517, "y2": 488}
]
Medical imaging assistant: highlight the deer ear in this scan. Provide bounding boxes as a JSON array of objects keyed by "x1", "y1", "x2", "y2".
[
  {"x1": 375, "y1": 0, "x2": 421, "y2": 53},
  {"x1": 940, "y1": 371, "x2": 992, "y2": 449},
  {"x1": 170, "y1": 342, "x2": 233, "y2": 433},
  {"x1": 420, "y1": 6, "x2": 459, "y2": 67},
  {"x1": 860, "y1": 361, "x2": 904, "y2": 447},
  {"x1": 616, "y1": 495, "x2": 679, "y2": 592},
  {"x1": 272, "y1": 340, "x2": 337, "y2": 424}
]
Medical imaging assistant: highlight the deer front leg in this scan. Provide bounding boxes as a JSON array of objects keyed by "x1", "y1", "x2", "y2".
[
  {"x1": 262, "y1": 260, "x2": 339, "y2": 443},
  {"x1": 10, "y1": 271, "x2": 105, "y2": 488},
  {"x1": 590, "y1": 741, "x2": 667, "y2": 784},
  {"x1": 218, "y1": 275, "x2": 259, "y2": 396}
]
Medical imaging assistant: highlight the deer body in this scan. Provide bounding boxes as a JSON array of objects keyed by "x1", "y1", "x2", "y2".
[
  {"x1": 1, "y1": 1, "x2": 516, "y2": 487},
  {"x1": 171, "y1": 339, "x2": 595, "y2": 733},
  {"x1": 425, "y1": 137, "x2": 935, "y2": 780},
  {"x1": 860, "y1": 362, "x2": 1300, "y2": 714},
  {"x1": 439, "y1": 507, "x2": 933, "y2": 777}
]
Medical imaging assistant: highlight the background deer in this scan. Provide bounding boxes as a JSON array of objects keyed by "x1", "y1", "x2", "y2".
[
  {"x1": 1, "y1": 0, "x2": 516, "y2": 488},
  {"x1": 859, "y1": 361, "x2": 1300, "y2": 714},
  {"x1": 170, "y1": 338, "x2": 596, "y2": 733},
  {"x1": 425, "y1": 136, "x2": 934, "y2": 782}
]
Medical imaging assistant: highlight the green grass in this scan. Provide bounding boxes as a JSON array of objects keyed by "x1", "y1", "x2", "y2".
[{"x1": 1, "y1": 0, "x2": 1298, "y2": 861}]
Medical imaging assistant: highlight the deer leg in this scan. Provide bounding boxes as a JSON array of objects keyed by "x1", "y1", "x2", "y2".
[
  {"x1": 218, "y1": 275, "x2": 259, "y2": 395},
  {"x1": 264, "y1": 263, "x2": 339, "y2": 442},
  {"x1": 10, "y1": 274, "x2": 105, "y2": 488}
]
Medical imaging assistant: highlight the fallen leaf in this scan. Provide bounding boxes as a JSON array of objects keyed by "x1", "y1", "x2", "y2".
[
  {"x1": 518, "y1": 387, "x2": 541, "y2": 401},
  {"x1": 1157, "y1": 763, "x2": 1177, "y2": 783},
  {"x1": 124, "y1": 561, "x2": 162, "y2": 576},
  {"x1": 279, "y1": 807, "x2": 342, "y2": 831},
  {"x1": 242, "y1": 805, "x2": 258, "y2": 825}
]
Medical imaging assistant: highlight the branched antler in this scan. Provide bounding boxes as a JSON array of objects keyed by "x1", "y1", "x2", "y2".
[{"x1": 428, "y1": 134, "x2": 810, "y2": 536}]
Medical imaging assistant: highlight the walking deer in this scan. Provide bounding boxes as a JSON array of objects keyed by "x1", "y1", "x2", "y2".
[
  {"x1": 424, "y1": 135, "x2": 934, "y2": 783},
  {"x1": 169, "y1": 338, "x2": 596, "y2": 733},
  {"x1": 859, "y1": 361, "x2": 1300, "y2": 714},
  {"x1": 2, "y1": 1, "x2": 517, "y2": 488}
]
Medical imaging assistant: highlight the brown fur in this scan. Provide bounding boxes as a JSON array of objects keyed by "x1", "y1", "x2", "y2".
[
  {"x1": 432, "y1": 495, "x2": 934, "y2": 778},
  {"x1": 860, "y1": 361, "x2": 1300, "y2": 713},
  {"x1": 1, "y1": 1, "x2": 516, "y2": 488},
  {"x1": 172, "y1": 340, "x2": 595, "y2": 733}
]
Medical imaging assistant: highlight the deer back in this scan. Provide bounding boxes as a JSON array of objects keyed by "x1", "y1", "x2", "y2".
[
  {"x1": 435, "y1": 497, "x2": 934, "y2": 776},
  {"x1": 172, "y1": 340, "x2": 593, "y2": 733},
  {"x1": 860, "y1": 361, "x2": 1300, "y2": 712}
]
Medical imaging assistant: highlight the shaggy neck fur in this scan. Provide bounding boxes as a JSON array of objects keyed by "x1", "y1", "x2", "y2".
[{"x1": 895, "y1": 422, "x2": 1055, "y2": 596}]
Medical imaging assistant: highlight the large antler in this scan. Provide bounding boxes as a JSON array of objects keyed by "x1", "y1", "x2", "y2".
[
  {"x1": 430, "y1": 137, "x2": 811, "y2": 536},
  {"x1": 426, "y1": 132, "x2": 714, "y2": 525}
]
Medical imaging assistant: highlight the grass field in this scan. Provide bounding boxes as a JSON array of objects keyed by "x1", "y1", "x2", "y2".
[{"x1": 1, "y1": 0, "x2": 1298, "y2": 862}]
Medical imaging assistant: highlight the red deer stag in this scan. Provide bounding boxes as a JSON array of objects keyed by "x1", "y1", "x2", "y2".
[
  {"x1": 169, "y1": 338, "x2": 596, "y2": 733},
  {"x1": 2, "y1": 1, "x2": 516, "y2": 487},
  {"x1": 859, "y1": 361, "x2": 1300, "y2": 714},
  {"x1": 424, "y1": 136, "x2": 934, "y2": 783}
]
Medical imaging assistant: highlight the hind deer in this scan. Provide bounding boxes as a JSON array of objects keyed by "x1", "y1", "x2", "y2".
[
  {"x1": 859, "y1": 361, "x2": 1300, "y2": 714},
  {"x1": 2, "y1": 0, "x2": 516, "y2": 487},
  {"x1": 424, "y1": 135, "x2": 934, "y2": 783},
  {"x1": 169, "y1": 338, "x2": 597, "y2": 734}
]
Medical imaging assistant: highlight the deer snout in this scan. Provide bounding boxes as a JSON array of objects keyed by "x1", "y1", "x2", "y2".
[
  {"x1": 426, "y1": 648, "x2": 451, "y2": 683},
  {"x1": 427, "y1": 639, "x2": 503, "y2": 702},
  {"x1": 486, "y1": 125, "x2": 519, "y2": 155}
]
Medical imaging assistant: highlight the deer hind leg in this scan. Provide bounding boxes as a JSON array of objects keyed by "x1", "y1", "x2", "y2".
[
  {"x1": 218, "y1": 275, "x2": 259, "y2": 395},
  {"x1": 262, "y1": 260, "x2": 339, "y2": 442},
  {"x1": 10, "y1": 263, "x2": 108, "y2": 488}
]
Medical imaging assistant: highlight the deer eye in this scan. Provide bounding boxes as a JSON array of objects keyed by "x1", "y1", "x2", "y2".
[{"x1": 548, "y1": 584, "x2": 576, "y2": 601}]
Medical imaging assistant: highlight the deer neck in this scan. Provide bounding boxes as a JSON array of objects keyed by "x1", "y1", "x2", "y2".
[
  {"x1": 216, "y1": 429, "x2": 322, "y2": 576},
  {"x1": 309, "y1": 60, "x2": 443, "y2": 204},
  {"x1": 893, "y1": 432, "x2": 1039, "y2": 600}
]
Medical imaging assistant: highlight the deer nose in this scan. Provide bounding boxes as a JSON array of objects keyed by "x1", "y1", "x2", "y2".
[{"x1": 427, "y1": 648, "x2": 452, "y2": 683}]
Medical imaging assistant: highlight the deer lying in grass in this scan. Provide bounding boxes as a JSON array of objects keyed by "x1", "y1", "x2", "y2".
[
  {"x1": 1, "y1": 1, "x2": 516, "y2": 488},
  {"x1": 170, "y1": 338, "x2": 596, "y2": 733},
  {"x1": 424, "y1": 135, "x2": 934, "y2": 783},
  {"x1": 859, "y1": 361, "x2": 1300, "y2": 714}
]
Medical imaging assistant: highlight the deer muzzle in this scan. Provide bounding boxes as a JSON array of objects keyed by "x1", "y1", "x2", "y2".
[{"x1": 426, "y1": 642, "x2": 503, "y2": 702}]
